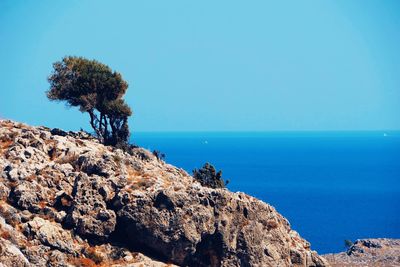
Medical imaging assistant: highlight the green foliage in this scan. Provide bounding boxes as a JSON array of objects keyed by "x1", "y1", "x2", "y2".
[
  {"x1": 344, "y1": 239, "x2": 354, "y2": 249},
  {"x1": 152, "y1": 150, "x2": 166, "y2": 161},
  {"x1": 47, "y1": 56, "x2": 132, "y2": 146},
  {"x1": 192, "y1": 163, "x2": 228, "y2": 189}
]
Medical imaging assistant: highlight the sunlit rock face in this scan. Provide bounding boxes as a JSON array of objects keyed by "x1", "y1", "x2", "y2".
[
  {"x1": 324, "y1": 238, "x2": 400, "y2": 267},
  {"x1": 0, "y1": 119, "x2": 328, "y2": 267}
]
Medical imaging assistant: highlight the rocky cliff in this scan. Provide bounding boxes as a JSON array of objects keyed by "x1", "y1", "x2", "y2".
[
  {"x1": 0, "y1": 120, "x2": 328, "y2": 267},
  {"x1": 324, "y1": 238, "x2": 400, "y2": 267}
]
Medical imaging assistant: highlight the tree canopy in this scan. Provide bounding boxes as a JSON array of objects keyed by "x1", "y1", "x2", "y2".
[{"x1": 47, "y1": 56, "x2": 132, "y2": 146}]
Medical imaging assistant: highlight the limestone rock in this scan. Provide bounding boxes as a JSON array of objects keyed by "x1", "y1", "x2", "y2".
[
  {"x1": 65, "y1": 173, "x2": 117, "y2": 239},
  {"x1": 0, "y1": 119, "x2": 329, "y2": 266},
  {"x1": 0, "y1": 238, "x2": 30, "y2": 267},
  {"x1": 324, "y1": 238, "x2": 400, "y2": 267},
  {"x1": 23, "y1": 217, "x2": 79, "y2": 254}
]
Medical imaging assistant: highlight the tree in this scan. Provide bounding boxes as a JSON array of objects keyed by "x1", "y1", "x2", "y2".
[
  {"x1": 47, "y1": 56, "x2": 132, "y2": 147},
  {"x1": 192, "y1": 163, "x2": 229, "y2": 189}
]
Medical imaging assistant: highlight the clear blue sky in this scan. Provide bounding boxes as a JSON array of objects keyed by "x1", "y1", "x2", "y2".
[{"x1": 0, "y1": 0, "x2": 399, "y2": 132}]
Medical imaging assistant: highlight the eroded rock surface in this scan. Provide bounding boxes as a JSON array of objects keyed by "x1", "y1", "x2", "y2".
[
  {"x1": 0, "y1": 120, "x2": 328, "y2": 266},
  {"x1": 324, "y1": 238, "x2": 400, "y2": 267}
]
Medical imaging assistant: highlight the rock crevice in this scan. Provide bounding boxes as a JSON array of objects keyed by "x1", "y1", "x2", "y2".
[{"x1": 0, "y1": 120, "x2": 328, "y2": 266}]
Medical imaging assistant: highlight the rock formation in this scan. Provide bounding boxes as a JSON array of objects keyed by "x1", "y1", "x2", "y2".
[
  {"x1": 324, "y1": 238, "x2": 400, "y2": 267},
  {"x1": 0, "y1": 120, "x2": 328, "y2": 266}
]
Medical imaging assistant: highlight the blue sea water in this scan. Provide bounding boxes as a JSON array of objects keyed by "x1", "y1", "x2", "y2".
[{"x1": 132, "y1": 132, "x2": 400, "y2": 254}]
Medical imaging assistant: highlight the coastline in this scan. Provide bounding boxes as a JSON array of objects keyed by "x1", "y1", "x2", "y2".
[{"x1": 134, "y1": 131, "x2": 400, "y2": 254}]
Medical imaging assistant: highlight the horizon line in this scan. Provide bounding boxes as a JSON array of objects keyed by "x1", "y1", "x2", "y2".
[{"x1": 132, "y1": 130, "x2": 400, "y2": 134}]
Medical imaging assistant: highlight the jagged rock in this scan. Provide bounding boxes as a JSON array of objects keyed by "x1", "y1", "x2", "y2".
[
  {"x1": 0, "y1": 212, "x2": 30, "y2": 266},
  {"x1": 22, "y1": 244, "x2": 52, "y2": 266},
  {"x1": 115, "y1": 187, "x2": 325, "y2": 266},
  {"x1": 12, "y1": 181, "x2": 46, "y2": 211},
  {"x1": 0, "y1": 238, "x2": 30, "y2": 267},
  {"x1": 23, "y1": 217, "x2": 79, "y2": 254},
  {"x1": 324, "y1": 238, "x2": 400, "y2": 266},
  {"x1": 46, "y1": 250, "x2": 70, "y2": 267},
  {"x1": 66, "y1": 173, "x2": 117, "y2": 239},
  {"x1": 0, "y1": 182, "x2": 10, "y2": 200},
  {"x1": 0, "y1": 119, "x2": 329, "y2": 266}
]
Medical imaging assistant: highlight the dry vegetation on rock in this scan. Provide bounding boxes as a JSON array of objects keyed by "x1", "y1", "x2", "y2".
[{"x1": 0, "y1": 120, "x2": 328, "y2": 266}]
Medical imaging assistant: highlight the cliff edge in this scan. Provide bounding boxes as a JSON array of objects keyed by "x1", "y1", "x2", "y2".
[
  {"x1": 324, "y1": 238, "x2": 400, "y2": 267},
  {"x1": 0, "y1": 120, "x2": 328, "y2": 266}
]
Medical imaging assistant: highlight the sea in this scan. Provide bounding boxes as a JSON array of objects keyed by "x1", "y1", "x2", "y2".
[{"x1": 132, "y1": 131, "x2": 400, "y2": 254}]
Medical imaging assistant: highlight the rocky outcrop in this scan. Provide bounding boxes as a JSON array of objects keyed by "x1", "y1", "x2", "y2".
[
  {"x1": 0, "y1": 120, "x2": 328, "y2": 266},
  {"x1": 324, "y1": 238, "x2": 400, "y2": 267}
]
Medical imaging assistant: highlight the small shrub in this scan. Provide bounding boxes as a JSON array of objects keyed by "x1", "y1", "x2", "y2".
[
  {"x1": 85, "y1": 246, "x2": 104, "y2": 264},
  {"x1": 192, "y1": 163, "x2": 228, "y2": 189},
  {"x1": 129, "y1": 148, "x2": 151, "y2": 161},
  {"x1": 344, "y1": 239, "x2": 354, "y2": 249},
  {"x1": 114, "y1": 142, "x2": 136, "y2": 153},
  {"x1": 152, "y1": 150, "x2": 165, "y2": 161}
]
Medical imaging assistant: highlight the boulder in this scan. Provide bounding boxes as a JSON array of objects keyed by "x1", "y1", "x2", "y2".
[{"x1": 23, "y1": 217, "x2": 79, "y2": 254}]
